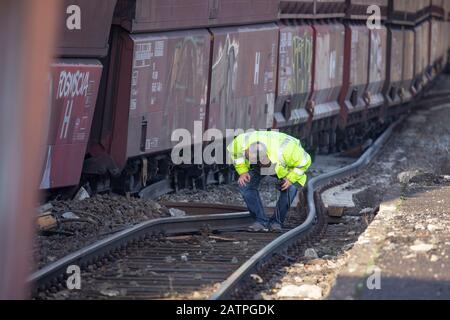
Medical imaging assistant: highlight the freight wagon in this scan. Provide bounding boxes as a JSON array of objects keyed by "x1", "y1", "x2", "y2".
[
  {"x1": 40, "y1": 0, "x2": 116, "y2": 192},
  {"x1": 39, "y1": 0, "x2": 450, "y2": 197}
]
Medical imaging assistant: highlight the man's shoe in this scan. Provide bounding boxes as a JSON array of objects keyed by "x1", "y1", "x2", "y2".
[
  {"x1": 247, "y1": 222, "x2": 268, "y2": 232},
  {"x1": 269, "y1": 223, "x2": 283, "y2": 233}
]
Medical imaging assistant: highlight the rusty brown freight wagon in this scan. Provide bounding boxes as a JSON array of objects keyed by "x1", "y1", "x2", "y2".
[
  {"x1": 55, "y1": 0, "x2": 117, "y2": 57},
  {"x1": 93, "y1": 29, "x2": 211, "y2": 170},
  {"x1": 401, "y1": 27, "x2": 415, "y2": 102},
  {"x1": 275, "y1": 21, "x2": 314, "y2": 129},
  {"x1": 366, "y1": 25, "x2": 387, "y2": 119},
  {"x1": 40, "y1": 60, "x2": 103, "y2": 189},
  {"x1": 346, "y1": 0, "x2": 388, "y2": 20},
  {"x1": 413, "y1": 20, "x2": 431, "y2": 92},
  {"x1": 208, "y1": 23, "x2": 279, "y2": 137},
  {"x1": 278, "y1": 0, "x2": 346, "y2": 18},
  {"x1": 307, "y1": 23, "x2": 345, "y2": 151},
  {"x1": 339, "y1": 23, "x2": 370, "y2": 128},
  {"x1": 113, "y1": 0, "x2": 279, "y2": 32},
  {"x1": 380, "y1": 26, "x2": 403, "y2": 121}
]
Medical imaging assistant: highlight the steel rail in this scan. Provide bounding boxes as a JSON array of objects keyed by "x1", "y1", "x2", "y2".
[
  {"x1": 30, "y1": 88, "x2": 450, "y2": 297},
  {"x1": 30, "y1": 211, "x2": 253, "y2": 290},
  {"x1": 160, "y1": 202, "x2": 250, "y2": 215},
  {"x1": 161, "y1": 202, "x2": 280, "y2": 215},
  {"x1": 210, "y1": 116, "x2": 405, "y2": 300}
]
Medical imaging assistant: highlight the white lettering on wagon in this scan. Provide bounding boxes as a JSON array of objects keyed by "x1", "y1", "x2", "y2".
[
  {"x1": 56, "y1": 70, "x2": 91, "y2": 140},
  {"x1": 57, "y1": 71, "x2": 90, "y2": 99},
  {"x1": 60, "y1": 100, "x2": 74, "y2": 139},
  {"x1": 254, "y1": 51, "x2": 261, "y2": 85}
]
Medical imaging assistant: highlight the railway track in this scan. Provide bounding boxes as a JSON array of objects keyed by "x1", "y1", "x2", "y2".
[
  {"x1": 53, "y1": 210, "x2": 306, "y2": 299},
  {"x1": 30, "y1": 210, "x2": 253, "y2": 297},
  {"x1": 210, "y1": 115, "x2": 404, "y2": 299},
  {"x1": 30, "y1": 119, "x2": 397, "y2": 300},
  {"x1": 30, "y1": 90, "x2": 450, "y2": 300},
  {"x1": 31, "y1": 201, "x2": 308, "y2": 299},
  {"x1": 210, "y1": 90, "x2": 450, "y2": 300}
]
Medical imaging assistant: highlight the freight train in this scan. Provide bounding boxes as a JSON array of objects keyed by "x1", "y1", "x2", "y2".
[{"x1": 40, "y1": 0, "x2": 450, "y2": 198}]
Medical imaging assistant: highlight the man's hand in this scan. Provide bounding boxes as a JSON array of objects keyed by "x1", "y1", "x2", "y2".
[
  {"x1": 280, "y1": 178, "x2": 292, "y2": 191},
  {"x1": 238, "y1": 172, "x2": 251, "y2": 187}
]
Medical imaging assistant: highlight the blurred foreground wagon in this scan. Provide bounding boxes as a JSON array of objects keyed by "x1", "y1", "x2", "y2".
[{"x1": 40, "y1": 0, "x2": 116, "y2": 192}]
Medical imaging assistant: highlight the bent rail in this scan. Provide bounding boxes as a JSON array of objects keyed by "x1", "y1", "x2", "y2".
[
  {"x1": 30, "y1": 211, "x2": 253, "y2": 289},
  {"x1": 210, "y1": 116, "x2": 404, "y2": 300}
]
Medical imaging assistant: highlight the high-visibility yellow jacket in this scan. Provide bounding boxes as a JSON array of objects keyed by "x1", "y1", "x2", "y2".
[{"x1": 227, "y1": 131, "x2": 312, "y2": 186}]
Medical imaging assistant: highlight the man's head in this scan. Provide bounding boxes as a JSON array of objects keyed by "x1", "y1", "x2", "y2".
[{"x1": 245, "y1": 142, "x2": 271, "y2": 167}]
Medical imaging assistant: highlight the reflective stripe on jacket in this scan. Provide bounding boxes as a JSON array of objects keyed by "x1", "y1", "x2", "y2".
[{"x1": 227, "y1": 131, "x2": 312, "y2": 186}]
